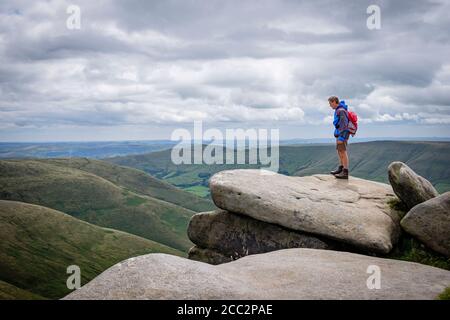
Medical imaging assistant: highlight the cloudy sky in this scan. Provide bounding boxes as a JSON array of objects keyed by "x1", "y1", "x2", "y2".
[{"x1": 0, "y1": 0, "x2": 449, "y2": 141}]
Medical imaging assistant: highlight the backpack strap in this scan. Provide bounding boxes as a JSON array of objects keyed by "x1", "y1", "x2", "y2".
[{"x1": 336, "y1": 106, "x2": 349, "y2": 119}]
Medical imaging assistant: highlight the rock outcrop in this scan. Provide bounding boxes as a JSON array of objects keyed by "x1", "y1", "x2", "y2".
[
  {"x1": 388, "y1": 161, "x2": 439, "y2": 209},
  {"x1": 188, "y1": 209, "x2": 336, "y2": 264},
  {"x1": 63, "y1": 164, "x2": 450, "y2": 301},
  {"x1": 208, "y1": 170, "x2": 401, "y2": 254},
  {"x1": 401, "y1": 192, "x2": 450, "y2": 257},
  {"x1": 63, "y1": 249, "x2": 450, "y2": 300}
]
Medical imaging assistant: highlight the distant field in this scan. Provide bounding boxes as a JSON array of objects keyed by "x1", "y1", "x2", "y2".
[
  {"x1": 1, "y1": 138, "x2": 448, "y2": 159},
  {"x1": 184, "y1": 185, "x2": 211, "y2": 198},
  {"x1": 0, "y1": 141, "x2": 176, "y2": 159}
]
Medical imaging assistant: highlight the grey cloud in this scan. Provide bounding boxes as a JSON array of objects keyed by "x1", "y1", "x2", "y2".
[{"x1": 0, "y1": 0, "x2": 449, "y2": 140}]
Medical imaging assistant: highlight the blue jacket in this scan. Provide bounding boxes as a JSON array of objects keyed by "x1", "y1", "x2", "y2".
[{"x1": 333, "y1": 100, "x2": 350, "y2": 138}]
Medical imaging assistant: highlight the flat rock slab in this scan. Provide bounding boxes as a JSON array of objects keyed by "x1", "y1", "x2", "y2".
[
  {"x1": 63, "y1": 249, "x2": 450, "y2": 300},
  {"x1": 210, "y1": 170, "x2": 401, "y2": 254},
  {"x1": 188, "y1": 209, "x2": 333, "y2": 261}
]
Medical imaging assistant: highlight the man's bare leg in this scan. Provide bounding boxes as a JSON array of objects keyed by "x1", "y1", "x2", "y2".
[
  {"x1": 341, "y1": 149, "x2": 349, "y2": 169},
  {"x1": 336, "y1": 140, "x2": 347, "y2": 166},
  {"x1": 335, "y1": 141, "x2": 349, "y2": 179},
  {"x1": 331, "y1": 140, "x2": 344, "y2": 175},
  {"x1": 336, "y1": 149, "x2": 343, "y2": 166}
]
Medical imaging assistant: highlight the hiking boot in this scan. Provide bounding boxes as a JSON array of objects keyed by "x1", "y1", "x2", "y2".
[
  {"x1": 330, "y1": 165, "x2": 344, "y2": 175},
  {"x1": 335, "y1": 168, "x2": 349, "y2": 179}
]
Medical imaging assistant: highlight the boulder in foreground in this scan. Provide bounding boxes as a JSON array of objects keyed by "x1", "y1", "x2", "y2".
[
  {"x1": 401, "y1": 192, "x2": 450, "y2": 257},
  {"x1": 209, "y1": 170, "x2": 402, "y2": 254},
  {"x1": 63, "y1": 249, "x2": 450, "y2": 300},
  {"x1": 388, "y1": 161, "x2": 439, "y2": 209}
]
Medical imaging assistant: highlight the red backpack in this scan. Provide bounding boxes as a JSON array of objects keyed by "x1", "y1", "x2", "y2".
[{"x1": 347, "y1": 111, "x2": 358, "y2": 136}]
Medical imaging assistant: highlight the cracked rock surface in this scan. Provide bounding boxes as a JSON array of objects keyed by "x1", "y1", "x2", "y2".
[{"x1": 210, "y1": 170, "x2": 402, "y2": 254}]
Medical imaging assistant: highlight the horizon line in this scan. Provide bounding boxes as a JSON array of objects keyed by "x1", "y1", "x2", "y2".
[{"x1": 1, "y1": 136, "x2": 450, "y2": 144}]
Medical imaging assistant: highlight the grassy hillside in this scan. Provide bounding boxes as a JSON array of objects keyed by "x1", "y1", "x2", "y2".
[
  {"x1": 0, "y1": 159, "x2": 196, "y2": 252},
  {"x1": 0, "y1": 280, "x2": 46, "y2": 300},
  {"x1": 39, "y1": 158, "x2": 214, "y2": 212},
  {"x1": 0, "y1": 200, "x2": 182, "y2": 299},
  {"x1": 107, "y1": 141, "x2": 450, "y2": 194}
]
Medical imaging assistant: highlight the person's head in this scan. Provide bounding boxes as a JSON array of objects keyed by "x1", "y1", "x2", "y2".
[{"x1": 328, "y1": 96, "x2": 340, "y2": 109}]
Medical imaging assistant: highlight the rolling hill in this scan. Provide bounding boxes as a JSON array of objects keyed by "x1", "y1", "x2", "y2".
[
  {"x1": 0, "y1": 280, "x2": 46, "y2": 300},
  {"x1": 0, "y1": 159, "x2": 202, "y2": 252},
  {"x1": 106, "y1": 141, "x2": 450, "y2": 194},
  {"x1": 40, "y1": 158, "x2": 214, "y2": 212},
  {"x1": 0, "y1": 200, "x2": 182, "y2": 299}
]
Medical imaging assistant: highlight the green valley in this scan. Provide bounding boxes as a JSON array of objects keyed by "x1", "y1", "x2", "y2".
[
  {"x1": 0, "y1": 200, "x2": 182, "y2": 299},
  {"x1": 0, "y1": 159, "x2": 213, "y2": 252}
]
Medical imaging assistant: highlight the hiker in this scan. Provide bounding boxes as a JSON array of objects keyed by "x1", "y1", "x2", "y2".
[{"x1": 328, "y1": 96, "x2": 351, "y2": 179}]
